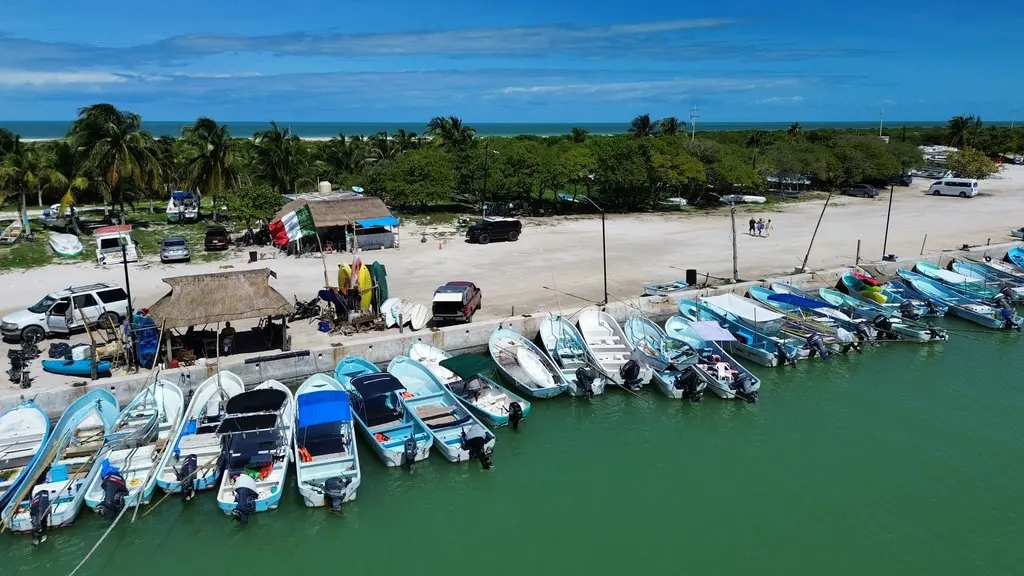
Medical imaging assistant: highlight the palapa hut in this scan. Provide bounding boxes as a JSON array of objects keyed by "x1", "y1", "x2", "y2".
[
  {"x1": 273, "y1": 195, "x2": 400, "y2": 252},
  {"x1": 147, "y1": 268, "x2": 294, "y2": 363}
]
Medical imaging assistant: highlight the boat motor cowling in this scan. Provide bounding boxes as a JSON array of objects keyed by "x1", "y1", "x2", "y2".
[
  {"x1": 733, "y1": 373, "x2": 758, "y2": 403},
  {"x1": 619, "y1": 359, "x2": 643, "y2": 391},
  {"x1": 322, "y1": 476, "x2": 350, "y2": 515},
  {"x1": 854, "y1": 321, "x2": 874, "y2": 342},
  {"x1": 177, "y1": 454, "x2": 198, "y2": 502},
  {"x1": 403, "y1": 437, "x2": 418, "y2": 472},
  {"x1": 29, "y1": 490, "x2": 50, "y2": 546},
  {"x1": 461, "y1": 425, "x2": 494, "y2": 470},
  {"x1": 678, "y1": 369, "x2": 703, "y2": 403},
  {"x1": 871, "y1": 315, "x2": 895, "y2": 339},
  {"x1": 1000, "y1": 286, "x2": 1015, "y2": 302},
  {"x1": 898, "y1": 300, "x2": 920, "y2": 320},
  {"x1": 806, "y1": 332, "x2": 830, "y2": 360},
  {"x1": 508, "y1": 401, "x2": 524, "y2": 431},
  {"x1": 574, "y1": 366, "x2": 598, "y2": 398},
  {"x1": 98, "y1": 471, "x2": 129, "y2": 520},
  {"x1": 231, "y1": 474, "x2": 258, "y2": 525}
]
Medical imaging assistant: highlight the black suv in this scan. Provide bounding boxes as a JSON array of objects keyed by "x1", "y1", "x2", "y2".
[{"x1": 466, "y1": 217, "x2": 522, "y2": 244}]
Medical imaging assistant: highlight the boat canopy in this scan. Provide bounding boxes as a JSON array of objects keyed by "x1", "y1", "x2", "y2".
[
  {"x1": 768, "y1": 293, "x2": 831, "y2": 309},
  {"x1": 439, "y1": 354, "x2": 499, "y2": 379},
  {"x1": 297, "y1": 390, "x2": 351, "y2": 428},
  {"x1": 687, "y1": 321, "x2": 737, "y2": 342},
  {"x1": 171, "y1": 191, "x2": 193, "y2": 200},
  {"x1": 218, "y1": 413, "x2": 279, "y2": 434},
  {"x1": 704, "y1": 293, "x2": 784, "y2": 323},
  {"x1": 350, "y1": 373, "x2": 405, "y2": 398},
  {"x1": 355, "y1": 216, "x2": 399, "y2": 228},
  {"x1": 225, "y1": 388, "x2": 288, "y2": 415}
]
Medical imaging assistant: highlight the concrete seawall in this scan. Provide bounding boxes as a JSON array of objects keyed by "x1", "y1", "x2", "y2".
[{"x1": 5, "y1": 244, "x2": 1014, "y2": 418}]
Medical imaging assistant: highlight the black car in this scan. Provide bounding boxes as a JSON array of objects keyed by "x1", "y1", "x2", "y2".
[
  {"x1": 841, "y1": 183, "x2": 879, "y2": 198},
  {"x1": 204, "y1": 226, "x2": 231, "y2": 251},
  {"x1": 466, "y1": 217, "x2": 522, "y2": 244}
]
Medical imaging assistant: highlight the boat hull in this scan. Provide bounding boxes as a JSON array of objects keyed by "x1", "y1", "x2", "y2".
[{"x1": 537, "y1": 316, "x2": 606, "y2": 396}]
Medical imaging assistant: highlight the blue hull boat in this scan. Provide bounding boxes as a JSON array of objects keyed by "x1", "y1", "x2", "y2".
[
  {"x1": 680, "y1": 298, "x2": 803, "y2": 367},
  {"x1": 293, "y1": 375, "x2": 361, "y2": 509},
  {"x1": 897, "y1": 270, "x2": 1021, "y2": 330},
  {"x1": 388, "y1": 356, "x2": 495, "y2": 465},
  {"x1": 335, "y1": 356, "x2": 431, "y2": 468},
  {"x1": 0, "y1": 401, "x2": 51, "y2": 512},
  {"x1": 1004, "y1": 247, "x2": 1024, "y2": 270},
  {"x1": 836, "y1": 274, "x2": 943, "y2": 317},
  {"x1": 664, "y1": 316, "x2": 760, "y2": 402},
  {"x1": 41, "y1": 359, "x2": 112, "y2": 377},
  {"x1": 1, "y1": 389, "x2": 120, "y2": 536},
  {"x1": 817, "y1": 288, "x2": 948, "y2": 342},
  {"x1": 623, "y1": 315, "x2": 702, "y2": 400}
]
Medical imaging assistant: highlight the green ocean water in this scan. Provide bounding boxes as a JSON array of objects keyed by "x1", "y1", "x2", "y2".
[{"x1": 3, "y1": 322, "x2": 1024, "y2": 575}]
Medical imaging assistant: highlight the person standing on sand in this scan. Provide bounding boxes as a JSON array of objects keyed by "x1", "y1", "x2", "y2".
[
  {"x1": 757, "y1": 218, "x2": 765, "y2": 237},
  {"x1": 766, "y1": 219, "x2": 774, "y2": 237},
  {"x1": 749, "y1": 218, "x2": 756, "y2": 236}
]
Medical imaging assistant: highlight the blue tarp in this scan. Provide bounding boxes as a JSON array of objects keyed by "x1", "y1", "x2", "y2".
[
  {"x1": 171, "y1": 191, "x2": 193, "y2": 200},
  {"x1": 767, "y1": 293, "x2": 831, "y2": 309},
  {"x1": 298, "y1": 391, "x2": 351, "y2": 428},
  {"x1": 355, "y1": 216, "x2": 399, "y2": 228}
]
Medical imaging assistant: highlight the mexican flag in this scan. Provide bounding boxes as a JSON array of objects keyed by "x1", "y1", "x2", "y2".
[{"x1": 269, "y1": 204, "x2": 316, "y2": 245}]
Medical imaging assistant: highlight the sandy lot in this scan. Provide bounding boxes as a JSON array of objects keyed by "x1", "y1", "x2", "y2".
[{"x1": 2, "y1": 166, "x2": 1022, "y2": 390}]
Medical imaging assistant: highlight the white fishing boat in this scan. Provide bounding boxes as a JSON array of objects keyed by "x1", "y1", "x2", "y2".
[
  {"x1": 702, "y1": 293, "x2": 786, "y2": 334},
  {"x1": 643, "y1": 280, "x2": 690, "y2": 297},
  {"x1": 154, "y1": 371, "x2": 245, "y2": 496},
  {"x1": 664, "y1": 317, "x2": 760, "y2": 402},
  {"x1": 293, "y1": 374, "x2": 361, "y2": 511},
  {"x1": 216, "y1": 380, "x2": 294, "y2": 521},
  {"x1": 576, "y1": 309, "x2": 652, "y2": 389},
  {"x1": 0, "y1": 220, "x2": 23, "y2": 245},
  {"x1": 488, "y1": 328, "x2": 569, "y2": 399},
  {"x1": 48, "y1": 234, "x2": 83, "y2": 258},
  {"x1": 0, "y1": 402, "x2": 51, "y2": 512},
  {"x1": 623, "y1": 315, "x2": 703, "y2": 401},
  {"x1": 537, "y1": 315, "x2": 606, "y2": 396},
  {"x1": 84, "y1": 380, "x2": 185, "y2": 516}
]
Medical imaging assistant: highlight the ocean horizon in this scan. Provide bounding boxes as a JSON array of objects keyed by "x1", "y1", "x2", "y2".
[{"x1": 0, "y1": 120, "x2": 988, "y2": 140}]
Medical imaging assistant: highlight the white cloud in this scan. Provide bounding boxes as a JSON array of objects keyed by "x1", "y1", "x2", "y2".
[
  {"x1": 0, "y1": 69, "x2": 127, "y2": 86},
  {"x1": 757, "y1": 95, "x2": 805, "y2": 105}
]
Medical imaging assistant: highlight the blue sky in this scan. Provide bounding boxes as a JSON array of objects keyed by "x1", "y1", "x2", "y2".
[{"x1": 1, "y1": 0, "x2": 1021, "y2": 122}]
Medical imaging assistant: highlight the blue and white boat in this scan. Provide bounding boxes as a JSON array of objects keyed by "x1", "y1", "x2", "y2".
[
  {"x1": 623, "y1": 314, "x2": 702, "y2": 400},
  {"x1": 335, "y1": 356, "x2": 431, "y2": 468},
  {"x1": 2, "y1": 389, "x2": 119, "y2": 537},
  {"x1": 1004, "y1": 246, "x2": 1024, "y2": 270},
  {"x1": 216, "y1": 381, "x2": 294, "y2": 519},
  {"x1": 409, "y1": 342, "x2": 531, "y2": 429},
  {"x1": 680, "y1": 298, "x2": 803, "y2": 367},
  {"x1": 155, "y1": 372, "x2": 245, "y2": 496},
  {"x1": 84, "y1": 380, "x2": 185, "y2": 515},
  {"x1": 897, "y1": 269, "x2": 1021, "y2": 330},
  {"x1": 952, "y1": 259, "x2": 1024, "y2": 286},
  {"x1": 293, "y1": 374, "x2": 361, "y2": 511},
  {"x1": 836, "y1": 274, "x2": 941, "y2": 317},
  {"x1": 387, "y1": 356, "x2": 496, "y2": 465},
  {"x1": 537, "y1": 315, "x2": 607, "y2": 396},
  {"x1": 489, "y1": 328, "x2": 569, "y2": 399},
  {"x1": 914, "y1": 262, "x2": 1006, "y2": 301},
  {"x1": 664, "y1": 316, "x2": 760, "y2": 402},
  {"x1": 0, "y1": 401, "x2": 51, "y2": 512},
  {"x1": 816, "y1": 288, "x2": 948, "y2": 342}
]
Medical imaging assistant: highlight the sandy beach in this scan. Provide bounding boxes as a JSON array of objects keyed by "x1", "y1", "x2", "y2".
[{"x1": 2, "y1": 165, "x2": 1022, "y2": 388}]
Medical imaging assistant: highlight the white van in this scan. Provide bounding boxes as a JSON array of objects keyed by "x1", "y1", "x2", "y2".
[{"x1": 929, "y1": 178, "x2": 978, "y2": 198}]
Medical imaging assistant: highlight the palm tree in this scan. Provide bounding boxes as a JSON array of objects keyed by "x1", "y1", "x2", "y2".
[
  {"x1": 787, "y1": 122, "x2": 802, "y2": 137},
  {"x1": 0, "y1": 135, "x2": 43, "y2": 237},
  {"x1": 570, "y1": 127, "x2": 589, "y2": 143},
  {"x1": 948, "y1": 114, "x2": 982, "y2": 148},
  {"x1": 658, "y1": 117, "x2": 684, "y2": 136},
  {"x1": 746, "y1": 130, "x2": 769, "y2": 169},
  {"x1": 184, "y1": 117, "x2": 238, "y2": 221},
  {"x1": 69, "y1": 103, "x2": 160, "y2": 211},
  {"x1": 628, "y1": 114, "x2": 660, "y2": 138},
  {"x1": 364, "y1": 132, "x2": 401, "y2": 167},
  {"x1": 425, "y1": 116, "x2": 475, "y2": 151},
  {"x1": 391, "y1": 128, "x2": 419, "y2": 151},
  {"x1": 39, "y1": 141, "x2": 91, "y2": 230},
  {"x1": 253, "y1": 121, "x2": 306, "y2": 193},
  {"x1": 0, "y1": 128, "x2": 14, "y2": 158}
]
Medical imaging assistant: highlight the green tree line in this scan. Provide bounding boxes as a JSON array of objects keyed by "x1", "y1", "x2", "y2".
[{"x1": 2, "y1": 107, "x2": 1016, "y2": 230}]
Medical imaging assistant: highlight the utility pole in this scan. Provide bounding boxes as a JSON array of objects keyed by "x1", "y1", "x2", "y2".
[
  {"x1": 800, "y1": 192, "x2": 833, "y2": 273},
  {"x1": 118, "y1": 191, "x2": 135, "y2": 370},
  {"x1": 581, "y1": 194, "x2": 608, "y2": 306},
  {"x1": 878, "y1": 105, "x2": 885, "y2": 137},
  {"x1": 689, "y1": 105, "x2": 699, "y2": 141},
  {"x1": 882, "y1": 184, "x2": 894, "y2": 259},
  {"x1": 1012, "y1": 109, "x2": 1018, "y2": 129},
  {"x1": 729, "y1": 201, "x2": 738, "y2": 282}
]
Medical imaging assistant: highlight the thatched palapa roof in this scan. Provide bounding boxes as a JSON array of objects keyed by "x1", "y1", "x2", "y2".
[
  {"x1": 274, "y1": 196, "x2": 393, "y2": 228},
  {"x1": 147, "y1": 268, "x2": 292, "y2": 329}
]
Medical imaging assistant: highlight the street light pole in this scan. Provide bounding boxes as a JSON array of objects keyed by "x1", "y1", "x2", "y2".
[
  {"x1": 118, "y1": 190, "x2": 136, "y2": 369},
  {"x1": 881, "y1": 184, "x2": 894, "y2": 259},
  {"x1": 581, "y1": 194, "x2": 608, "y2": 306}
]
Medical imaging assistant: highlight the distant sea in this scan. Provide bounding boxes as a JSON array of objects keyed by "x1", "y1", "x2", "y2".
[{"x1": 0, "y1": 120, "x2": 971, "y2": 140}]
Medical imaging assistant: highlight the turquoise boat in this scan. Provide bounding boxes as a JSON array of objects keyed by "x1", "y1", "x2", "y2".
[
  {"x1": 334, "y1": 356, "x2": 431, "y2": 468},
  {"x1": 837, "y1": 274, "x2": 944, "y2": 317},
  {"x1": 41, "y1": 359, "x2": 112, "y2": 377},
  {"x1": 664, "y1": 316, "x2": 760, "y2": 402},
  {"x1": 1, "y1": 389, "x2": 120, "y2": 538},
  {"x1": 680, "y1": 298, "x2": 803, "y2": 367},
  {"x1": 952, "y1": 259, "x2": 1024, "y2": 286},
  {"x1": 914, "y1": 262, "x2": 1004, "y2": 301},
  {"x1": 0, "y1": 401, "x2": 51, "y2": 512},
  {"x1": 897, "y1": 270, "x2": 1020, "y2": 330},
  {"x1": 817, "y1": 288, "x2": 948, "y2": 342},
  {"x1": 1005, "y1": 247, "x2": 1024, "y2": 270},
  {"x1": 623, "y1": 314, "x2": 702, "y2": 400},
  {"x1": 387, "y1": 356, "x2": 495, "y2": 466},
  {"x1": 747, "y1": 286, "x2": 852, "y2": 343}
]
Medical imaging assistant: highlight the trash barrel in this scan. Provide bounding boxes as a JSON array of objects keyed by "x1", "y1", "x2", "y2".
[
  {"x1": 248, "y1": 250, "x2": 258, "y2": 263},
  {"x1": 685, "y1": 268, "x2": 698, "y2": 286}
]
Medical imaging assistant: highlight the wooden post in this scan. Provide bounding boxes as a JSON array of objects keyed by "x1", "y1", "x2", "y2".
[
  {"x1": 315, "y1": 233, "x2": 330, "y2": 288},
  {"x1": 855, "y1": 239, "x2": 861, "y2": 267},
  {"x1": 920, "y1": 234, "x2": 928, "y2": 255},
  {"x1": 281, "y1": 318, "x2": 289, "y2": 351},
  {"x1": 152, "y1": 321, "x2": 166, "y2": 370},
  {"x1": 165, "y1": 329, "x2": 174, "y2": 368},
  {"x1": 729, "y1": 202, "x2": 738, "y2": 282},
  {"x1": 800, "y1": 192, "x2": 833, "y2": 273},
  {"x1": 77, "y1": 305, "x2": 98, "y2": 380}
]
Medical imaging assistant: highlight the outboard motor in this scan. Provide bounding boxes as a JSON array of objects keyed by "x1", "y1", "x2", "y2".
[
  {"x1": 574, "y1": 366, "x2": 598, "y2": 398},
  {"x1": 508, "y1": 401, "x2": 524, "y2": 431},
  {"x1": 872, "y1": 314, "x2": 895, "y2": 340},
  {"x1": 29, "y1": 490, "x2": 50, "y2": 546},
  {"x1": 98, "y1": 471, "x2": 129, "y2": 520},
  {"x1": 619, "y1": 360, "x2": 643, "y2": 391},
  {"x1": 733, "y1": 374, "x2": 758, "y2": 403},
  {"x1": 231, "y1": 474, "x2": 258, "y2": 525},
  {"x1": 177, "y1": 454, "x2": 198, "y2": 502},
  {"x1": 805, "y1": 332, "x2": 830, "y2": 360},
  {"x1": 461, "y1": 425, "x2": 494, "y2": 470},
  {"x1": 776, "y1": 343, "x2": 796, "y2": 367},
  {"x1": 678, "y1": 368, "x2": 703, "y2": 402},
  {"x1": 925, "y1": 300, "x2": 940, "y2": 315},
  {"x1": 322, "y1": 476, "x2": 351, "y2": 515},
  {"x1": 1000, "y1": 286, "x2": 1016, "y2": 303},
  {"x1": 403, "y1": 437, "x2": 418, "y2": 473},
  {"x1": 1000, "y1": 306, "x2": 1021, "y2": 331},
  {"x1": 854, "y1": 321, "x2": 873, "y2": 342},
  {"x1": 898, "y1": 299, "x2": 920, "y2": 320}
]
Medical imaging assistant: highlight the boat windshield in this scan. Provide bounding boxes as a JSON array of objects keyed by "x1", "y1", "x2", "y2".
[{"x1": 28, "y1": 295, "x2": 58, "y2": 314}]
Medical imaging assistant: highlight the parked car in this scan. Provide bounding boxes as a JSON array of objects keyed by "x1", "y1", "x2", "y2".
[
  {"x1": 431, "y1": 282, "x2": 482, "y2": 324},
  {"x1": 160, "y1": 235, "x2": 191, "y2": 263},
  {"x1": 841, "y1": 183, "x2": 879, "y2": 198},
  {"x1": 466, "y1": 217, "x2": 522, "y2": 244},
  {"x1": 1, "y1": 283, "x2": 129, "y2": 342},
  {"x1": 204, "y1": 225, "x2": 231, "y2": 251},
  {"x1": 891, "y1": 173, "x2": 913, "y2": 186}
]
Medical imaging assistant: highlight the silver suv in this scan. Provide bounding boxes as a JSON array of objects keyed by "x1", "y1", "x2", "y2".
[{"x1": 1, "y1": 283, "x2": 129, "y2": 342}]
